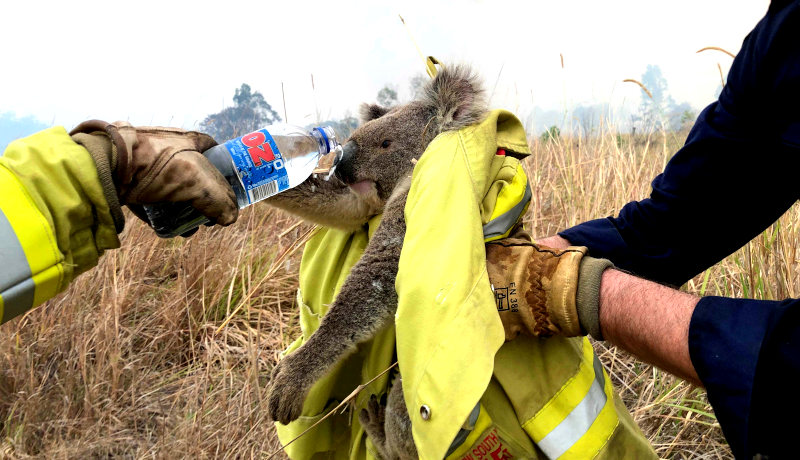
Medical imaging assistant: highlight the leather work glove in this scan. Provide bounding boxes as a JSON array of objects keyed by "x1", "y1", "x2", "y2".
[
  {"x1": 70, "y1": 120, "x2": 238, "y2": 235},
  {"x1": 485, "y1": 229, "x2": 613, "y2": 340}
]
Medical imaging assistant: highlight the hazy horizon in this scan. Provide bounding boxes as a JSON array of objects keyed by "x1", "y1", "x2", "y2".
[{"x1": 1, "y1": 0, "x2": 769, "y2": 136}]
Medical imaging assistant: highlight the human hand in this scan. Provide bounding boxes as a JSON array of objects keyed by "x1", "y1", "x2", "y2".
[
  {"x1": 71, "y1": 120, "x2": 238, "y2": 230},
  {"x1": 486, "y1": 229, "x2": 610, "y2": 340},
  {"x1": 534, "y1": 234, "x2": 572, "y2": 249}
]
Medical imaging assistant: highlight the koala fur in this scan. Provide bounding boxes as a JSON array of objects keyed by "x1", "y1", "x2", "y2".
[{"x1": 265, "y1": 65, "x2": 487, "y2": 459}]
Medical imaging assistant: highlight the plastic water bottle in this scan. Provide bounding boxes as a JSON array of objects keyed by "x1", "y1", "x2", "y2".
[{"x1": 143, "y1": 124, "x2": 342, "y2": 238}]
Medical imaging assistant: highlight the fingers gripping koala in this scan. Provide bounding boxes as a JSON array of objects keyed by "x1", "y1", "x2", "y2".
[{"x1": 265, "y1": 65, "x2": 487, "y2": 457}]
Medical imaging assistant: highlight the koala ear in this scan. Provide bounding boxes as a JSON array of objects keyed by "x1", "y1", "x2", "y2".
[
  {"x1": 422, "y1": 65, "x2": 487, "y2": 133},
  {"x1": 359, "y1": 103, "x2": 390, "y2": 124}
]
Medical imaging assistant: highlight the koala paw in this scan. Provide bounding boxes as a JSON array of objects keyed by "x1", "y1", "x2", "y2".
[
  {"x1": 360, "y1": 394, "x2": 388, "y2": 455},
  {"x1": 360, "y1": 394, "x2": 387, "y2": 434},
  {"x1": 267, "y1": 355, "x2": 311, "y2": 424}
]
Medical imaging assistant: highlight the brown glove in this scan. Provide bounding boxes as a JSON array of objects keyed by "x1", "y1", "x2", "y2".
[
  {"x1": 70, "y1": 120, "x2": 238, "y2": 233},
  {"x1": 486, "y1": 229, "x2": 612, "y2": 340}
]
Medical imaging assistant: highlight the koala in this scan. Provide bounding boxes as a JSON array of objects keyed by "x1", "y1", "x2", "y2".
[{"x1": 265, "y1": 65, "x2": 487, "y2": 459}]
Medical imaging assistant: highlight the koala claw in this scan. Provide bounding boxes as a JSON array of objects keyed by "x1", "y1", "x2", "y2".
[
  {"x1": 360, "y1": 394, "x2": 389, "y2": 458},
  {"x1": 267, "y1": 357, "x2": 310, "y2": 424},
  {"x1": 360, "y1": 394, "x2": 386, "y2": 433}
]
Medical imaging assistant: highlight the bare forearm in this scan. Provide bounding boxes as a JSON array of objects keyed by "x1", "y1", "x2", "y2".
[
  {"x1": 599, "y1": 269, "x2": 700, "y2": 385},
  {"x1": 538, "y1": 234, "x2": 701, "y2": 385}
]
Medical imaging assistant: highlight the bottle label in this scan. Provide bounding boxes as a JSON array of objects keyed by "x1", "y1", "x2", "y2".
[{"x1": 223, "y1": 129, "x2": 289, "y2": 204}]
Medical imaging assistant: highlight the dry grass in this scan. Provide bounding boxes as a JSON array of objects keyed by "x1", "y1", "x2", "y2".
[
  {"x1": 526, "y1": 125, "x2": 800, "y2": 459},
  {"x1": 3, "y1": 122, "x2": 796, "y2": 458},
  {"x1": 0, "y1": 208, "x2": 306, "y2": 459}
]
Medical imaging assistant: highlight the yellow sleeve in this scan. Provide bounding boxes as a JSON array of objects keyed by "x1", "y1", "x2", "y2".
[{"x1": 0, "y1": 127, "x2": 120, "y2": 323}]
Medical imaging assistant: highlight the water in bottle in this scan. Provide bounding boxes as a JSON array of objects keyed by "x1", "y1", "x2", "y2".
[{"x1": 143, "y1": 124, "x2": 342, "y2": 238}]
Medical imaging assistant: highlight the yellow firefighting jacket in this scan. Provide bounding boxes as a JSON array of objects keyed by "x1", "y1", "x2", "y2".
[
  {"x1": 0, "y1": 127, "x2": 120, "y2": 323},
  {"x1": 274, "y1": 110, "x2": 655, "y2": 459}
]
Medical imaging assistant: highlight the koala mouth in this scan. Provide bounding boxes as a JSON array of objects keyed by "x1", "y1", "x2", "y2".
[{"x1": 349, "y1": 180, "x2": 377, "y2": 196}]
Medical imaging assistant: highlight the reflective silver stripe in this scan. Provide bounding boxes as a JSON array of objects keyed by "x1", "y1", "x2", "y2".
[
  {"x1": 2, "y1": 278, "x2": 35, "y2": 321},
  {"x1": 0, "y1": 208, "x2": 32, "y2": 290},
  {"x1": 537, "y1": 355, "x2": 608, "y2": 459},
  {"x1": 0, "y1": 208, "x2": 35, "y2": 320},
  {"x1": 482, "y1": 181, "x2": 532, "y2": 239},
  {"x1": 444, "y1": 403, "x2": 481, "y2": 457}
]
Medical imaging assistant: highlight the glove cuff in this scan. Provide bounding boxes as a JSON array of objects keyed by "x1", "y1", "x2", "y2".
[
  {"x1": 547, "y1": 245, "x2": 588, "y2": 336},
  {"x1": 70, "y1": 125, "x2": 125, "y2": 233},
  {"x1": 576, "y1": 256, "x2": 614, "y2": 340}
]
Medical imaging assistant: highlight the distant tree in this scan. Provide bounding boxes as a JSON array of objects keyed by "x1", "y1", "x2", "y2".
[
  {"x1": 639, "y1": 65, "x2": 672, "y2": 131},
  {"x1": 679, "y1": 108, "x2": 697, "y2": 130},
  {"x1": 573, "y1": 104, "x2": 605, "y2": 138},
  {"x1": 539, "y1": 125, "x2": 561, "y2": 143},
  {"x1": 376, "y1": 85, "x2": 398, "y2": 107},
  {"x1": 408, "y1": 73, "x2": 427, "y2": 101},
  {"x1": 201, "y1": 83, "x2": 281, "y2": 140},
  {"x1": 637, "y1": 65, "x2": 695, "y2": 132},
  {"x1": 312, "y1": 112, "x2": 359, "y2": 140}
]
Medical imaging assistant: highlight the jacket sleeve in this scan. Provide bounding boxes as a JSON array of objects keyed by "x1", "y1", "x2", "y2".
[
  {"x1": 0, "y1": 127, "x2": 120, "y2": 323},
  {"x1": 559, "y1": 1, "x2": 800, "y2": 286},
  {"x1": 563, "y1": 4, "x2": 800, "y2": 457}
]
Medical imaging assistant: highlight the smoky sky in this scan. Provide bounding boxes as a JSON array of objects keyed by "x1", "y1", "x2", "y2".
[{"x1": 0, "y1": 0, "x2": 767, "y2": 131}]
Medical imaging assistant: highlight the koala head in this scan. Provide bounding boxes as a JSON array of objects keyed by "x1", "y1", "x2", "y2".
[
  {"x1": 266, "y1": 65, "x2": 486, "y2": 231},
  {"x1": 335, "y1": 65, "x2": 486, "y2": 203}
]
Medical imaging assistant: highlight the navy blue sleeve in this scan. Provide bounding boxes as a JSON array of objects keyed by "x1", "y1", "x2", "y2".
[
  {"x1": 690, "y1": 296, "x2": 800, "y2": 458},
  {"x1": 559, "y1": 2, "x2": 800, "y2": 458},
  {"x1": 560, "y1": 1, "x2": 800, "y2": 287}
]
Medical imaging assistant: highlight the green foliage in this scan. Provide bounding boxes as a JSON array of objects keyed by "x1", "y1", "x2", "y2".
[
  {"x1": 539, "y1": 125, "x2": 560, "y2": 143},
  {"x1": 635, "y1": 65, "x2": 695, "y2": 133},
  {"x1": 680, "y1": 109, "x2": 697, "y2": 129},
  {"x1": 408, "y1": 73, "x2": 427, "y2": 100},
  {"x1": 200, "y1": 83, "x2": 281, "y2": 141},
  {"x1": 376, "y1": 85, "x2": 398, "y2": 107}
]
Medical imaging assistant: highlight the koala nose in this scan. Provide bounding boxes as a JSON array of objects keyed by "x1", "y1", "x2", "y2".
[{"x1": 335, "y1": 141, "x2": 358, "y2": 184}]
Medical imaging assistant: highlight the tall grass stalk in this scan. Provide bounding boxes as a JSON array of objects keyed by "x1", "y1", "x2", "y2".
[{"x1": 2, "y1": 121, "x2": 796, "y2": 458}]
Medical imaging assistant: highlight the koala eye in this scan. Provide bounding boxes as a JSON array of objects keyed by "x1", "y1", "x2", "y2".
[{"x1": 380, "y1": 139, "x2": 391, "y2": 149}]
